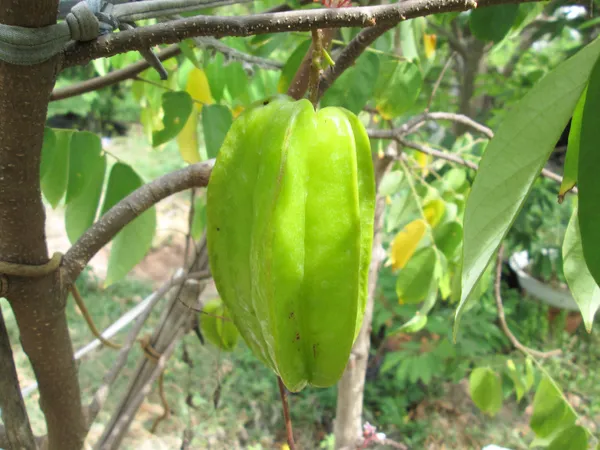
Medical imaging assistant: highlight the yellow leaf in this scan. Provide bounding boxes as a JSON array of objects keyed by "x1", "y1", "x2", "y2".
[
  {"x1": 281, "y1": 445, "x2": 290, "y2": 450},
  {"x1": 414, "y1": 151, "x2": 431, "y2": 176},
  {"x1": 424, "y1": 34, "x2": 437, "y2": 59},
  {"x1": 176, "y1": 110, "x2": 200, "y2": 164},
  {"x1": 176, "y1": 69, "x2": 213, "y2": 163},
  {"x1": 390, "y1": 219, "x2": 427, "y2": 271},
  {"x1": 186, "y1": 68, "x2": 213, "y2": 106},
  {"x1": 423, "y1": 199, "x2": 445, "y2": 228}
]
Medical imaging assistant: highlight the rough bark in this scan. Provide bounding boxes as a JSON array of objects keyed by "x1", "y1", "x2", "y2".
[
  {"x1": 0, "y1": 2, "x2": 87, "y2": 449},
  {"x1": 333, "y1": 155, "x2": 393, "y2": 450},
  {"x1": 0, "y1": 309, "x2": 36, "y2": 449},
  {"x1": 455, "y1": 38, "x2": 486, "y2": 135}
]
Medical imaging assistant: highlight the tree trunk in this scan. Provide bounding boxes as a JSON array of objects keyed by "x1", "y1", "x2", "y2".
[
  {"x1": 455, "y1": 38, "x2": 486, "y2": 135},
  {"x1": 333, "y1": 155, "x2": 392, "y2": 450},
  {"x1": 0, "y1": 2, "x2": 86, "y2": 449}
]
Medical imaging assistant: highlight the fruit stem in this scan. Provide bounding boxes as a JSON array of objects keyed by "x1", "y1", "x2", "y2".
[
  {"x1": 277, "y1": 377, "x2": 296, "y2": 450},
  {"x1": 308, "y1": 29, "x2": 324, "y2": 108}
]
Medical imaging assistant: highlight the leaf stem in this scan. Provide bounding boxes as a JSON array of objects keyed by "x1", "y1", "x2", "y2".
[
  {"x1": 277, "y1": 377, "x2": 295, "y2": 450},
  {"x1": 308, "y1": 29, "x2": 324, "y2": 108}
]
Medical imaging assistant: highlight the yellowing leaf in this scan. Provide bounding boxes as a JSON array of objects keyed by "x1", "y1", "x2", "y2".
[
  {"x1": 176, "y1": 69, "x2": 213, "y2": 163},
  {"x1": 424, "y1": 34, "x2": 437, "y2": 59},
  {"x1": 281, "y1": 445, "x2": 290, "y2": 450},
  {"x1": 423, "y1": 199, "x2": 445, "y2": 228},
  {"x1": 391, "y1": 219, "x2": 427, "y2": 271},
  {"x1": 415, "y1": 151, "x2": 431, "y2": 176},
  {"x1": 177, "y1": 110, "x2": 200, "y2": 163},
  {"x1": 186, "y1": 68, "x2": 214, "y2": 106}
]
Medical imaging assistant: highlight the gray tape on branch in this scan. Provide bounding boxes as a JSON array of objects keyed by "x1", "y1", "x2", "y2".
[{"x1": 1, "y1": 0, "x2": 246, "y2": 65}]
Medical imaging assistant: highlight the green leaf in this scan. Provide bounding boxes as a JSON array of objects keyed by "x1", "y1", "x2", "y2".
[
  {"x1": 41, "y1": 129, "x2": 72, "y2": 208},
  {"x1": 101, "y1": 163, "x2": 156, "y2": 286},
  {"x1": 152, "y1": 91, "x2": 194, "y2": 147},
  {"x1": 178, "y1": 39, "x2": 201, "y2": 69},
  {"x1": 434, "y1": 221, "x2": 463, "y2": 260},
  {"x1": 578, "y1": 54, "x2": 600, "y2": 291},
  {"x1": 399, "y1": 20, "x2": 419, "y2": 62},
  {"x1": 202, "y1": 104, "x2": 233, "y2": 159},
  {"x1": 457, "y1": 37, "x2": 600, "y2": 333},
  {"x1": 100, "y1": 163, "x2": 142, "y2": 215},
  {"x1": 320, "y1": 52, "x2": 379, "y2": 114},
  {"x1": 548, "y1": 426, "x2": 588, "y2": 450},
  {"x1": 39, "y1": 127, "x2": 56, "y2": 180},
  {"x1": 505, "y1": 359, "x2": 525, "y2": 402},
  {"x1": 562, "y1": 208, "x2": 600, "y2": 332},
  {"x1": 379, "y1": 170, "x2": 404, "y2": 197},
  {"x1": 224, "y1": 62, "x2": 250, "y2": 104},
  {"x1": 396, "y1": 247, "x2": 438, "y2": 304},
  {"x1": 66, "y1": 132, "x2": 102, "y2": 203},
  {"x1": 469, "y1": 367, "x2": 503, "y2": 416},
  {"x1": 205, "y1": 53, "x2": 226, "y2": 103},
  {"x1": 65, "y1": 132, "x2": 106, "y2": 243},
  {"x1": 191, "y1": 195, "x2": 206, "y2": 240},
  {"x1": 105, "y1": 208, "x2": 156, "y2": 286},
  {"x1": 469, "y1": 5, "x2": 520, "y2": 42},
  {"x1": 558, "y1": 88, "x2": 587, "y2": 201},
  {"x1": 374, "y1": 58, "x2": 423, "y2": 119},
  {"x1": 530, "y1": 376, "x2": 576, "y2": 438},
  {"x1": 277, "y1": 39, "x2": 311, "y2": 93}
]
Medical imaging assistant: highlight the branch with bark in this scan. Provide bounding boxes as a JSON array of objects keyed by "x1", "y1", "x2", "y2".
[
  {"x1": 60, "y1": 0, "x2": 543, "y2": 68},
  {"x1": 494, "y1": 245, "x2": 562, "y2": 359},
  {"x1": 368, "y1": 111, "x2": 570, "y2": 188},
  {"x1": 62, "y1": 160, "x2": 214, "y2": 284}
]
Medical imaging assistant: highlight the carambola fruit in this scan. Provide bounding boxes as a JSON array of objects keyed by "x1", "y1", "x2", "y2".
[{"x1": 206, "y1": 96, "x2": 375, "y2": 392}]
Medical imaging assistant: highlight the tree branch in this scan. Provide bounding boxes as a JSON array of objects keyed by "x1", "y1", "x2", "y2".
[
  {"x1": 51, "y1": 44, "x2": 181, "y2": 102},
  {"x1": 61, "y1": 0, "x2": 540, "y2": 68},
  {"x1": 494, "y1": 245, "x2": 562, "y2": 359},
  {"x1": 0, "y1": 308, "x2": 37, "y2": 450},
  {"x1": 368, "y1": 112, "x2": 570, "y2": 188},
  {"x1": 61, "y1": 160, "x2": 214, "y2": 284},
  {"x1": 319, "y1": 23, "x2": 395, "y2": 97}
]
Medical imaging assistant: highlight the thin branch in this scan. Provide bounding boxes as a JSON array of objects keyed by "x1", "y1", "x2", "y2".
[
  {"x1": 319, "y1": 23, "x2": 395, "y2": 97},
  {"x1": 426, "y1": 53, "x2": 456, "y2": 112},
  {"x1": 61, "y1": 0, "x2": 544, "y2": 68},
  {"x1": 99, "y1": 327, "x2": 184, "y2": 449},
  {"x1": 0, "y1": 309, "x2": 36, "y2": 450},
  {"x1": 428, "y1": 22, "x2": 468, "y2": 58},
  {"x1": 62, "y1": 160, "x2": 214, "y2": 284},
  {"x1": 495, "y1": 245, "x2": 562, "y2": 359},
  {"x1": 85, "y1": 269, "x2": 186, "y2": 427},
  {"x1": 369, "y1": 113, "x2": 571, "y2": 189},
  {"x1": 52, "y1": 45, "x2": 181, "y2": 102}
]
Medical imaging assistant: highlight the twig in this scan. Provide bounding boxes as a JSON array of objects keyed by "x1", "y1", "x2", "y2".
[
  {"x1": 85, "y1": 269, "x2": 186, "y2": 427},
  {"x1": 52, "y1": 44, "x2": 181, "y2": 101},
  {"x1": 308, "y1": 29, "x2": 324, "y2": 107},
  {"x1": 428, "y1": 22, "x2": 468, "y2": 58},
  {"x1": 426, "y1": 52, "x2": 456, "y2": 112},
  {"x1": 62, "y1": 159, "x2": 214, "y2": 283},
  {"x1": 100, "y1": 327, "x2": 184, "y2": 449},
  {"x1": 0, "y1": 309, "x2": 36, "y2": 450},
  {"x1": 277, "y1": 377, "x2": 295, "y2": 450},
  {"x1": 149, "y1": 371, "x2": 170, "y2": 433},
  {"x1": 368, "y1": 114, "x2": 571, "y2": 189},
  {"x1": 319, "y1": 23, "x2": 395, "y2": 97},
  {"x1": 61, "y1": 0, "x2": 542, "y2": 68},
  {"x1": 495, "y1": 245, "x2": 562, "y2": 359}
]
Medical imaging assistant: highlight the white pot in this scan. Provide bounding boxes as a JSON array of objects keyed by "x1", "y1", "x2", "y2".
[{"x1": 508, "y1": 250, "x2": 579, "y2": 311}]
